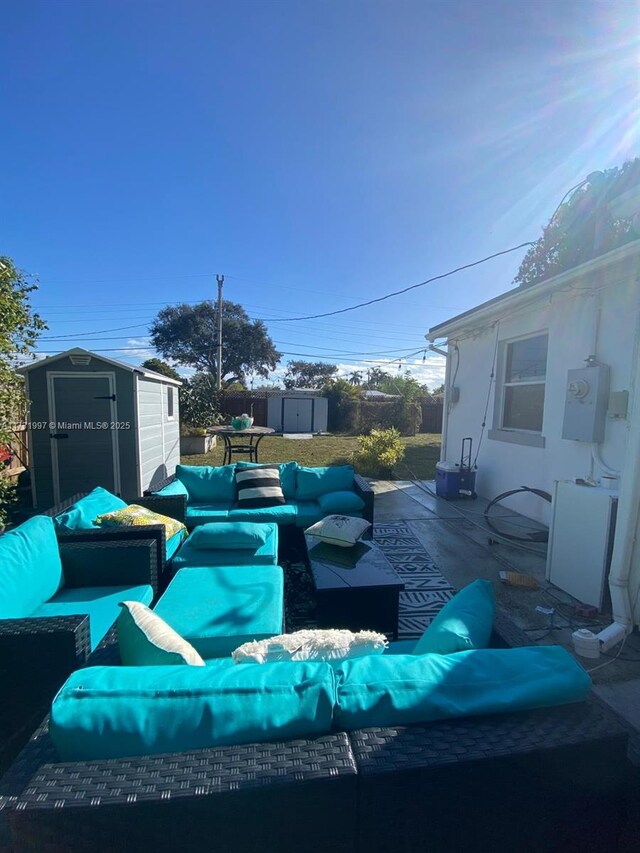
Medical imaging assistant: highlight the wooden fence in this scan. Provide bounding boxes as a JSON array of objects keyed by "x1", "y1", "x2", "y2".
[
  {"x1": 1, "y1": 427, "x2": 29, "y2": 479},
  {"x1": 420, "y1": 400, "x2": 444, "y2": 433}
]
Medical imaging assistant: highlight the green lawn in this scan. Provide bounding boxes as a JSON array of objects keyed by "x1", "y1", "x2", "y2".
[{"x1": 182, "y1": 432, "x2": 441, "y2": 480}]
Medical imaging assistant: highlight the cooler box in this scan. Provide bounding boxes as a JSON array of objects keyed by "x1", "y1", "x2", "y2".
[
  {"x1": 436, "y1": 462, "x2": 477, "y2": 500},
  {"x1": 436, "y1": 462, "x2": 462, "y2": 499}
]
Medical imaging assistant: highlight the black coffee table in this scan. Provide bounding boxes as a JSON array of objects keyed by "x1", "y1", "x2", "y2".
[{"x1": 304, "y1": 535, "x2": 405, "y2": 639}]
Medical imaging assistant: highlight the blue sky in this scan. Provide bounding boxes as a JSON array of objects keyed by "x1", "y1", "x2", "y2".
[{"x1": 2, "y1": 0, "x2": 638, "y2": 389}]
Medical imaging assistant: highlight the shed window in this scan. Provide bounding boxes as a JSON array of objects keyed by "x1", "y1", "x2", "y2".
[
  {"x1": 167, "y1": 387, "x2": 174, "y2": 420},
  {"x1": 500, "y1": 334, "x2": 548, "y2": 432}
]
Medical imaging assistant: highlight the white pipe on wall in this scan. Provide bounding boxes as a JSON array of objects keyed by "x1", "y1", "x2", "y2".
[{"x1": 428, "y1": 344, "x2": 450, "y2": 461}]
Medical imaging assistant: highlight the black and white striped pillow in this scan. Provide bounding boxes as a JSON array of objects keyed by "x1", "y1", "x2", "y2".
[{"x1": 235, "y1": 464, "x2": 286, "y2": 508}]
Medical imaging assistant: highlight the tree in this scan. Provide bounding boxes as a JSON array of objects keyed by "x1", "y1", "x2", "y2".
[
  {"x1": 141, "y1": 358, "x2": 182, "y2": 382},
  {"x1": 149, "y1": 301, "x2": 280, "y2": 386},
  {"x1": 283, "y1": 360, "x2": 338, "y2": 389},
  {"x1": 379, "y1": 371, "x2": 428, "y2": 402},
  {"x1": 348, "y1": 370, "x2": 363, "y2": 386},
  {"x1": 514, "y1": 158, "x2": 640, "y2": 288},
  {"x1": 365, "y1": 367, "x2": 391, "y2": 389},
  {"x1": 0, "y1": 257, "x2": 46, "y2": 524},
  {"x1": 179, "y1": 372, "x2": 223, "y2": 429}
]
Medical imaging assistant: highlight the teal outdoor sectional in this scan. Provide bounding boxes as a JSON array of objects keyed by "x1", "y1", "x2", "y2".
[
  {"x1": 149, "y1": 462, "x2": 374, "y2": 530},
  {"x1": 0, "y1": 478, "x2": 633, "y2": 852}
]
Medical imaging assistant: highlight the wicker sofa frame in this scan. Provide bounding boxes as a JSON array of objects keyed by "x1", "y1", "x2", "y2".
[
  {"x1": 43, "y1": 491, "x2": 187, "y2": 590},
  {"x1": 0, "y1": 612, "x2": 631, "y2": 853}
]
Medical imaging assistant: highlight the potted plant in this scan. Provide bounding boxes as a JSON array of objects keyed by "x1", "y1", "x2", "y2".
[{"x1": 180, "y1": 425, "x2": 217, "y2": 456}]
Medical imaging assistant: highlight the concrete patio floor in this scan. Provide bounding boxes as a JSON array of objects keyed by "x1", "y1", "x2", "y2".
[{"x1": 373, "y1": 479, "x2": 640, "y2": 760}]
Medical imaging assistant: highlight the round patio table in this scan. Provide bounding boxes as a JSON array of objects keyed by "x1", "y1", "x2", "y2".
[{"x1": 210, "y1": 426, "x2": 275, "y2": 465}]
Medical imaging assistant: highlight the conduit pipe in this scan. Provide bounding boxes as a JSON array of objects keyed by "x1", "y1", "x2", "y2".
[
  {"x1": 588, "y1": 294, "x2": 621, "y2": 478},
  {"x1": 428, "y1": 344, "x2": 451, "y2": 461},
  {"x1": 574, "y1": 355, "x2": 639, "y2": 658}
]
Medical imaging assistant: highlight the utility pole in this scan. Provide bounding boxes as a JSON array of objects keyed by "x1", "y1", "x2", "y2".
[{"x1": 216, "y1": 274, "x2": 224, "y2": 391}]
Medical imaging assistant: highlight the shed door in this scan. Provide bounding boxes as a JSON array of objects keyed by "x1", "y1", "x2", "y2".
[
  {"x1": 49, "y1": 374, "x2": 120, "y2": 503},
  {"x1": 282, "y1": 398, "x2": 313, "y2": 432}
]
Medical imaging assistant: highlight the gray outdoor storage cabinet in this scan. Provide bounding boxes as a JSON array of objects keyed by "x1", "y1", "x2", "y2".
[
  {"x1": 266, "y1": 390, "x2": 328, "y2": 433},
  {"x1": 18, "y1": 348, "x2": 182, "y2": 508}
]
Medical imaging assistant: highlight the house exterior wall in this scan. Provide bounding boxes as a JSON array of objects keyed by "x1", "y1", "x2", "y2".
[
  {"x1": 442, "y1": 249, "x2": 640, "y2": 526},
  {"x1": 136, "y1": 376, "x2": 180, "y2": 493}
]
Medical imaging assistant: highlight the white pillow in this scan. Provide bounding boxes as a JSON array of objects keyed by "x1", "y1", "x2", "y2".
[
  {"x1": 117, "y1": 601, "x2": 205, "y2": 666},
  {"x1": 232, "y1": 628, "x2": 387, "y2": 664},
  {"x1": 305, "y1": 514, "x2": 371, "y2": 547}
]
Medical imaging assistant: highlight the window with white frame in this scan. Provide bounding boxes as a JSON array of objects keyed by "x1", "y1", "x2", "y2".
[
  {"x1": 500, "y1": 333, "x2": 548, "y2": 432},
  {"x1": 167, "y1": 386, "x2": 174, "y2": 419}
]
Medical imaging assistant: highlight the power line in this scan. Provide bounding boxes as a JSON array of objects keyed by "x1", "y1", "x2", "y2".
[{"x1": 267, "y1": 243, "x2": 535, "y2": 322}]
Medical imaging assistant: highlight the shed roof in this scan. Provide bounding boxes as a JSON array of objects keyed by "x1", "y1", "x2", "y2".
[{"x1": 17, "y1": 348, "x2": 182, "y2": 386}]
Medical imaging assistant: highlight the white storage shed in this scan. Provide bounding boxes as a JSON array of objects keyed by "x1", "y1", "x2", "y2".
[{"x1": 266, "y1": 390, "x2": 328, "y2": 433}]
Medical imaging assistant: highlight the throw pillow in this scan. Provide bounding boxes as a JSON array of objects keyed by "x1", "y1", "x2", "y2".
[
  {"x1": 412, "y1": 578, "x2": 495, "y2": 655},
  {"x1": 232, "y1": 628, "x2": 388, "y2": 664},
  {"x1": 95, "y1": 504, "x2": 187, "y2": 541},
  {"x1": 305, "y1": 514, "x2": 371, "y2": 547},
  {"x1": 53, "y1": 486, "x2": 128, "y2": 532},
  {"x1": 117, "y1": 601, "x2": 205, "y2": 666},
  {"x1": 317, "y1": 490, "x2": 365, "y2": 513},
  {"x1": 235, "y1": 464, "x2": 285, "y2": 509},
  {"x1": 188, "y1": 521, "x2": 272, "y2": 550}
]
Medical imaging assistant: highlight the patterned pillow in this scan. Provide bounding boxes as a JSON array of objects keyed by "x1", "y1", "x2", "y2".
[
  {"x1": 117, "y1": 601, "x2": 205, "y2": 666},
  {"x1": 305, "y1": 514, "x2": 371, "y2": 547},
  {"x1": 96, "y1": 504, "x2": 186, "y2": 541},
  {"x1": 235, "y1": 464, "x2": 285, "y2": 509},
  {"x1": 232, "y1": 628, "x2": 388, "y2": 664}
]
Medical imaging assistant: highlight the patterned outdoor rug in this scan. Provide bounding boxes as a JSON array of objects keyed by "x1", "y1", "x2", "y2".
[
  {"x1": 284, "y1": 520, "x2": 454, "y2": 640},
  {"x1": 373, "y1": 520, "x2": 454, "y2": 639}
]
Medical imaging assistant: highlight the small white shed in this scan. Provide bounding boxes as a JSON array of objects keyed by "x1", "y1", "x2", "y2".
[
  {"x1": 266, "y1": 390, "x2": 328, "y2": 433},
  {"x1": 19, "y1": 348, "x2": 182, "y2": 508}
]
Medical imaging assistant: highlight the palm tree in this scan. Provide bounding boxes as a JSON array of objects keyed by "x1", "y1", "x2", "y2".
[{"x1": 348, "y1": 370, "x2": 363, "y2": 386}]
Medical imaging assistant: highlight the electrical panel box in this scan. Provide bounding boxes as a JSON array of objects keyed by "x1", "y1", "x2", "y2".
[{"x1": 561, "y1": 364, "x2": 610, "y2": 442}]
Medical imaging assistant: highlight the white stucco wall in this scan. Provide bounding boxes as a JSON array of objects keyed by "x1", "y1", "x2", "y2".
[{"x1": 441, "y1": 246, "x2": 640, "y2": 526}]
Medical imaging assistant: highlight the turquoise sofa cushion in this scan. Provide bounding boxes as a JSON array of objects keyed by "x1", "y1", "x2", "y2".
[
  {"x1": 334, "y1": 647, "x2": 591, "y2": 730},
  {"x1": 185, "y1": 503, "x2": 230, "y2": 527},
  {"x1": 155, "y1": 479, "x2": 189, "y2": 498},
  {"x1": 227, "y1": 505, "x2": 296, "y2": 525},
  {"x1": 236, "y1": 461, "x2": 298, "y2": 500},
  {"x1": 154, "y1": 564, "x2": 284, "y2": 658},
  {"x1": 294, "y1": 500, "x2": 323, "y2": 528},
  {"x1": 50, "y1": 661, "x2": 336, "y2": 760},
  {"x1": 189, "y1": 522, "x2": 273, "y2": 550},
  {"x1": 318, "y1": 491, "x2": 365, "y2": 514},
  {"x1": 176, "y1": 464, "x2": 237, "y2": 503},
  {"x1": 413, "y1": 579, "x2": 495, "y2": 655},
  {"x1": 0, "y1": 515, "x2": 64, "y2": 618},
  {"x1": 33, "y1": 584, "x2": 154, "y2": 650},
  {"x1": 53, "y1": 487, "x2": 127, "y2": 532},
  {"x1": 296, "y1": 465, "x2": 355, "y2": 500}
]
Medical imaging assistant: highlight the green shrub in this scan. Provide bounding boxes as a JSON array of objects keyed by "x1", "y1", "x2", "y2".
[
  {"x1": 352, "y1": 427, "x2": 405, "y2": 477},
  {"x1": 358, "y1": 400, "x2": 422, "y2": 436}
]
